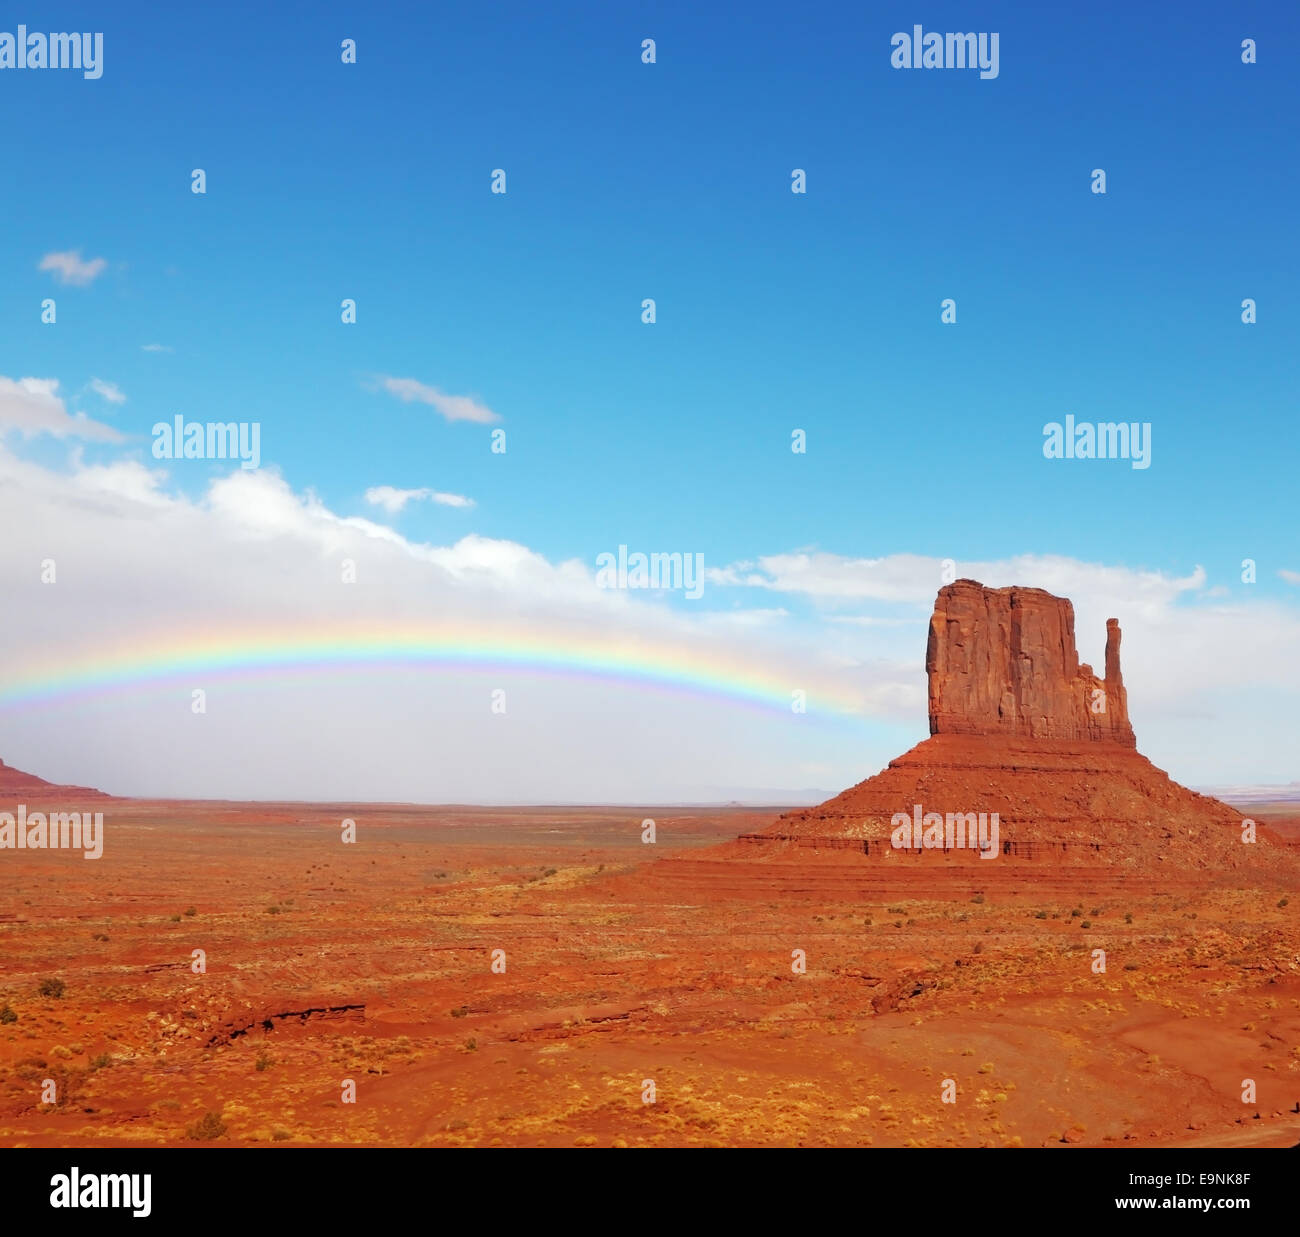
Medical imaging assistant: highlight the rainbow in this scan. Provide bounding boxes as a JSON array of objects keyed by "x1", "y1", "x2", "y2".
[{"x1": 0, "y1": 620, "x2": 868, "y2": 720}]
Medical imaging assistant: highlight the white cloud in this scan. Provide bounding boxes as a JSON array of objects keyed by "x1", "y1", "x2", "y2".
[
  {"x1": 706, "y1": 552, "x2": 942, "y2": 602},
  {"x1": 376, "y1": 376, "x2": 501, "y2": 424},
  {"x1": 365, "y1": 485, "x2": 476, "y2": 514},
  {"x1": 0, "y1": 442, "x2": 891, "y2": 800},
  {"x1": 73, "y1": 459, "x2": 173, "y2": 508},
  {"x1": 38, "y1": 250, "x2": 108, "y2": 287},
  {"x1": 1279, "y1": 569, "x2": 1300, "y2": 586},
  {"x1": 140, "y1": 343, "x2": 173, "y2": 354},
  {"x1": 88, "y1": 378, "x2": 126, "y2": 405},
  {"x1": 0, "y1": 376, "x2": 123, "y2": 442},
  {"x1": 0, "y1": 425, "x2": 1297, "y2": 798},
  {"x1": 430, "y1": 491, "x2": 474, "y2": 508},
  {"x1": 707, "y1": 550, "x2": 1207, "y2": 617}
]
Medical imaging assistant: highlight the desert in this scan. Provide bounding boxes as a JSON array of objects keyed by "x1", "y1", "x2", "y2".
[{"x1": 3, "y1": 582, "x2": 1296, "y2": 1150}]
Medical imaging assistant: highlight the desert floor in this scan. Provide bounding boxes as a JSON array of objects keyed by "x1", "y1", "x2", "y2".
[{"x1": 2, "y1": 801, "x2": 1298, "y2": 1147}]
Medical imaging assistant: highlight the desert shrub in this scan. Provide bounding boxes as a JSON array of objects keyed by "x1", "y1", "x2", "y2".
[
  {"x1": 185, "y1": 1110, "x2": 227, "y2": 1140},
  {"x1": 0, "y1": 1005, "x2": 16, "y2": 1024},
  {"x1": 37, "y1": 978, "x2": 65, "y2": 999},
  {"x1": 184, "y1": 906, "x2": 197, "y2": 917}
]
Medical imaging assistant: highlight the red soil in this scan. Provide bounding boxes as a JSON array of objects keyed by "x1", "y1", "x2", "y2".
[{"x1": 1, "y1": 796, "x2": 1297, "y2": 1149}]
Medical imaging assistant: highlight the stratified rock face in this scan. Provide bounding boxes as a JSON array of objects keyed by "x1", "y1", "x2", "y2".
[
  {"x1": 926, "y1": 579, "x2": 1135, "y2": 747},
  {"x1": 759, "y1": 578, "x2": 1298, "y2": 868}
]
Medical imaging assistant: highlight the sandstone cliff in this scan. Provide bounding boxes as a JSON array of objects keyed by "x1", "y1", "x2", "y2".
[
  {"x1": 926, "y1": 579, "x2": 1134, "y2": 746},
  {"x1": 765, "y1": 580, "x2": 1288, "y2": 869}
]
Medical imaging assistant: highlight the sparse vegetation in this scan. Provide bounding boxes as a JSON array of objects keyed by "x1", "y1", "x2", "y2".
[
  {"x1": 37, "y1": 977, "x2": 66, "y2": 999},
  {"x1": 0, "y1": 1005, "x2": 17, "y2": 1024},
  {"x1": 185, "y1": 1110, "x2": 228, "y2": 1140}
]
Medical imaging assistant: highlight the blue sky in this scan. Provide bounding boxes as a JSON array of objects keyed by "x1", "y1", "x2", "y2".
[{"x1": 1, "y1": 1, "x2": 1297, "y2": 798}]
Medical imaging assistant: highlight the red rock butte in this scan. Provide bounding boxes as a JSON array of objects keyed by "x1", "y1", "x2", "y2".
[
  {"x1": 926, "y1": 580, "x2": 1134, "y2": 746},
  {"x1": 0, "y1": 756, "x2": 107, "y2": 802},
  {"x1": 762, "y1": 580, "x2": 1288, "y2": 870}
]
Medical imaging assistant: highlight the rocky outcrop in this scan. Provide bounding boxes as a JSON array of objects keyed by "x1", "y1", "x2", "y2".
[
  {"x1": 768, "y1": 580, "x2": 1290, "y2": 869},
  {"x1": 0, "y1": 757, "x2": 109, "y2": 800},
  {"x1": 926, "y1": 579, "x2": 1134, "y2": 746}
]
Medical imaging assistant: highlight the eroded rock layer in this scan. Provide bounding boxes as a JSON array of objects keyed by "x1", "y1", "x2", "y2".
[
  {"x1": 927, "y1": 579, "x2": 1134, "y2": 745},
  {"x1": 770, "y1": 581, "x2": 1287, "y2": 869}
]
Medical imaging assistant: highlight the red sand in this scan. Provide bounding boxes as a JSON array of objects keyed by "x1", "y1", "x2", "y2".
[{"x1": 2, "y1": 796, "x2": 1297, "y2": 1148}]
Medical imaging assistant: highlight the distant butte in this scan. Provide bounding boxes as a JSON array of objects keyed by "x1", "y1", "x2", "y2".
[
  {"x1": 0, "y1": 757, "x2": 109, "y2": 801},
  {"x1": 761, "y1": 580, "x2": 1291, "y2": 869}
]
